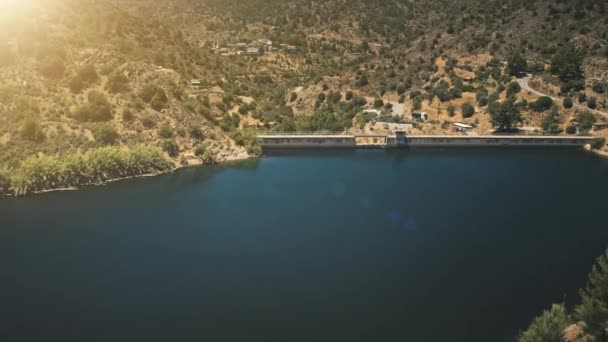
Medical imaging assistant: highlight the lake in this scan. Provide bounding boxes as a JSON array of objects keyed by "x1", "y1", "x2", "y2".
[{"x1": 2, "y1": 148, "x2": 608, "y2": 341}]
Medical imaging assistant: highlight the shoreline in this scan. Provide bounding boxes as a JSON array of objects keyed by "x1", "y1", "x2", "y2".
[
  {"x1": 0, "y1": 153, "x2": 256, "y2": 199},
  {"x1": 3, "y1": 144, "x2": 607, "y2": 199}
]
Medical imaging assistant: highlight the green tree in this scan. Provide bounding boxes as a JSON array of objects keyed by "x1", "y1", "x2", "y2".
[
  {"x1": 94, "y1": 125, "x2": 119, "y2": 145},
  {"x1": 506, "y1": 82, "x2": 521, "y2": 98},
  {"x1": 374, "y1": 98, "x2": 384, "y2": 108},
  {"x1": 413, "y1": 96, "x2": 422, "y2": 111},
  {"x1": 563, "y1": 97, "x2": 573, "y2": 109},
  {"x1": 517, "y1": 304, "x2": 569, "y2": 342},
  {"x1": 489, "y1": 97, "x2": 522, "y2": 131},
  {"x1": 531, "y1": 96, "x2": 554, "y2": 112},
  {"x1": 575, "y1": 249, "x2": 608, "y2": 338},
  {"x1": 577, "y1": 111, "x2": 595, "y2": 132},
  {"x1": 161, "y1": 139, "x2": 179, "y2": 157},
  {"x1": 541, "y1": 107, "x2": 563, "y2": 134},
  {"x1": 461, "y1": 102, "x2": 475, "y2": 118},
  {"x1": 507, "y1": 51, "x2": 528, "y2": 77},
  {"x1": 588, "y1": 97, "x2": 597, "y2": 110},
  {"x1": 447, "y1": 104, "x2": 456, "y2": 117},
  {"x1": 551, "y1": 44, "x2": 585, "y2": 93}
]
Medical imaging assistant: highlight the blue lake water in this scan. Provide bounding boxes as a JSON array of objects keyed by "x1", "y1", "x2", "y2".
[{"x1": 2, "y1": 148, "x2": 608, "y2": 341}]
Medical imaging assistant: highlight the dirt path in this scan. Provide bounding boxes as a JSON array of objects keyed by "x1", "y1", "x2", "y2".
[{"x1": 517, "y1": 74, "x2": 608, "y2": 119}]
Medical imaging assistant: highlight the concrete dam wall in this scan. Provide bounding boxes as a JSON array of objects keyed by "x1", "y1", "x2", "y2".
[{"x1": 258, "y1": 134, "x2": 595, "y2": 148}]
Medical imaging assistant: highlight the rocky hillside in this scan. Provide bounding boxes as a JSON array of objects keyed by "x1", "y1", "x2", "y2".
[
  {"x1": 2, "y1": 0, "x2": 608, "y2": 195},
  {"x1": 0, "y1": 0, "x2": 255, "y2": 172}
]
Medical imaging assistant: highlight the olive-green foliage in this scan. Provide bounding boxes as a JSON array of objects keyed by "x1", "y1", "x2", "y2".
[
  {"x1": 531, "y1": 96, "x2": 554, "y2": 112},
  {"x1": 447, "y1": 104, "x2": 456, "y2": 117},
  {"x1": 506, "y1": 82, "x2": 521, "y2": 98},
  {"x1": 507, "y1": 51, "x2": 528, "y2": 77},
  {"x1": 461, "y1": 102, "x2": 475, "y2": 118},
  {"x1": 577, "y1": 111, "x2": 595, "y2": 132},
  {"x1": 591, "y1": 137, "x2": 606, "y2": 150},
  {"x1": 541, "y1": 107, "x2": 562, "y2": 134},
  {"x1": 194, "y1": 143, "x2": 216, "y2": 164},
  {"x1": 94, "y1": 125, "x2": 119, "y2": 145},
  {"x1": 231, "y1": 129, "x2": 261, "y2": 154},
  {"x1": 188, "y1": 126, "x2": 204, "y2": 140},
  {"x1": 517, "y1": 304, "x2": 569, "y2": 342},
  {"x1": 140, "y1": 84, "x2": 159, "y2": 103},
  {"x1": 551, "y1": 44, "x2": 585, "y2": 93},
  {"x1": 566, "y1": 125, "x2": 577, "y2": 135},
  {"x1": 151, "y1": 89, "x2": 169, "y2": 111},
  {"x1": 21, "y1": 118, "x2": 44, "y2": 142},
  {"x1": 158, "y1": 124, "x2": 174, "y2": 139},
  {"x1": 73, "y1": 91, "x2": 112, "y2": 122},
  {"x1": 575, "y1": 249, "x2": 608, "y2": 337},
  {"x1": 563, "y1": 97, "x2": 573, "y2": 109},
  {"x1": 161, "y1": 139, "x2": 179, "y2": 157},
  {"x1": 489, "y1": 97, "x2": 522, "y2": 131},
  {"x1": 105, "y1": 70, "x2": 130, "y2": 93},
  {"x1": 10, "y1": 146, "x2": 172, "y2": 196},
  {"x1": 0, "y1": 168, "x2": 11, "y2": 195}
]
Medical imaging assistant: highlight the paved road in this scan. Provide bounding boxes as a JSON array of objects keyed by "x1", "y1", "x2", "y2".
[{"x1": 517, "y1": 74, "x2": 608, "y2": 119}]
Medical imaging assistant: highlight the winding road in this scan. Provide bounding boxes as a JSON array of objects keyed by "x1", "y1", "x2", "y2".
[{"x1": 517, "y1": 74, "x2": 608, "y2": 119}]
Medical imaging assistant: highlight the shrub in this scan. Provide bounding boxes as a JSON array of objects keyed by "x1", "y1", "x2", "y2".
[
  {"x1": 158, "y1": 124, "x2": 174, "y2": 139},
  {"x1": 20, "y1": 118, "x2": 44, "y2": 142},
  {"x1": 161, "y1": 139, "x2": 179, "y2": 157},
  {"x1": 290, "y1": 92, "x2": 298, "y2": 102},
  {"x1": 73, "y1": 91, "x2": 112, "y2": 122},
  {"x1": 94, "y1": 125, "x2": 119, "y2": 145},
  {"x1": 461, "y1": 102, "x2": 475, "y2": 118},
  {"x1": 592, "y1": 81, "x2": 607, "y2": 94},
  {"x1": 231, "y1": 129, "x2": 261, "y2": 154},
  {"x1": 151, "y1": 89, "x2": 168, "y2": 111},
  {"x1": 577, "y1": 111, "x2": 595, "y2": 132},
  {"x1": 531, "y1": 96, "x2": 554, "y2": 112},
  {"x1": 563, "y1": 97, "x2": 573, "y2": 109},
  {"x1": 588, "y1": 97, "x2": 597, "y2": 110},
  {"x1": 105, "y1": 70, "x2": 130, "y2": 93},
  {"x1": 0, "y1": 168, "x2": 11, "y2": 195},
  {"x1": 9, "y1": 146, "x2": 172, "y2": 196},
  {"x1": 506, "y1": 82, "x2": 521, "y2": 97},
  {"x1": 194, "y1": 144, "x2": 207, "y2": 157},
  {"x1": 566, "y1": 125, "x2": 577, "y2": 135},
  {"x1": 591, "y1": 137, "x2": 606, "y2": 150},
  {"x1": 517, "y1": 304, "x2": 569, "y2": 342},
  {"x1": 447, "y1": 104, "x2": 456, "y2": 117},
  {"x1": 188, "y1": 126, "x2": 204, "y2": 140},
  {"x1": 142, "y1": 116, "x2": 156, "y2": 129},
  {"x1": 122, "y1": 109, "x2": 134, "y2": 122},
  {"x1": 140, "y1": 84, "x2": 158, "y2": 103}
]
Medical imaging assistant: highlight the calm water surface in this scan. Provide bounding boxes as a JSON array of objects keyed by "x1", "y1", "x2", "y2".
[{"x1": 2, "y1": 148, "x2": 608, "y2": 342}]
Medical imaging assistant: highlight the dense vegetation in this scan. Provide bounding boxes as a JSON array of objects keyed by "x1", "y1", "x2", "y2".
[
  {"x1": 2, "y1": 146, "x2": 173, "y2": 196},
  {"x1": 519, "y1": 247, "x2": 608, "y2": 341}
]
